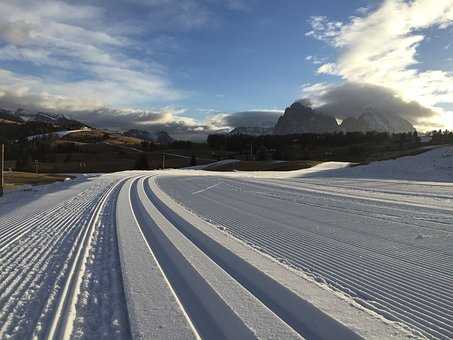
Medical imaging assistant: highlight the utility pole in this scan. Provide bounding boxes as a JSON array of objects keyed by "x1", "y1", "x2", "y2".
[
  {"x1": 249, "y1": 143, "x2": 253, "y2": 161},
  {"x1": 0, "y1": 144, "x2": 4, "y2": 197},
  {"x1": 162, "y1": 153, "x2": 165, "y2": 169}
]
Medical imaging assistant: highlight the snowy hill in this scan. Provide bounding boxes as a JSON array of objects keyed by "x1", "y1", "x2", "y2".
[{"x1": 306, "y1": 146, "x2": 453, "y2": 182}]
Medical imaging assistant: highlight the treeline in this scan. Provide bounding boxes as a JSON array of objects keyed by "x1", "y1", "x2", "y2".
[
  {"x1": 0, "y1": 121, "x2": 62, "y2": 141},
  {"x1": 207, "y1": 131, "x2": 422, "y2": 161},
  {"x1": 207, "y1": 131, "x2": 417, "y2": 150},
  {"x1": 431, "y1": 130, "x2": 453, "y2": 144}
]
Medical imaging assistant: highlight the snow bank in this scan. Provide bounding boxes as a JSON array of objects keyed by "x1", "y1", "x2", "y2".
[
  {"x1": 169, "y1": 161, "x2": 350, "y2": 179},
  {"x1": 306, "y1": 146, "x2": 453, "y2": 182}
]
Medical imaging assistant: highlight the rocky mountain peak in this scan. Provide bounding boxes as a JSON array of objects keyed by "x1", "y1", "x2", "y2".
[{"x1": 273, "y1": 101, "x2": 339, "y2": 135}]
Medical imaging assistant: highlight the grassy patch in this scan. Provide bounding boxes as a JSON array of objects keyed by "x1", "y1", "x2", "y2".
[{"x1": 3, "y1": 171, "x2": 71, "y2": 188}]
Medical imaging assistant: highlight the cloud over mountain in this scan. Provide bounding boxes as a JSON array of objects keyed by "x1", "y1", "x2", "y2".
[
  {"x1": 208, "y1": 110, "x2": 283, "y2": 129},
  {"x1": 306, "y1": 0, "x2": 453, "y2": 129},
  {"x1": 302, "y1": 82, "x2": 437, "y2": 125}
]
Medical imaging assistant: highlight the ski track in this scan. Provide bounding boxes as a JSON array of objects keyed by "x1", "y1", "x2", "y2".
[
  {"x1": 0, "y1": 176, "x2": 131, "y2": 340},
  {"x1": 115, "y1": 175, "x2": 382, "y2": 339},
  {"x1": 157, "y1": 175, "x2": 453, "y2": 340}
]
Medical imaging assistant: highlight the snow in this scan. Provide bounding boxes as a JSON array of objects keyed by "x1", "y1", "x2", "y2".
[
  {"x1": 0, "y1": 174, "x2": 130, "y2": 339},
  {"x1": 26, "y1": 128, "x2": 90, "y2": 141},
  {"x1": 1, "y1": 146, "x2": 452, "y2": 339},
  {"x1": 181, "y1": 160, "x2": 350, "y2": 177},
  {"x1": 155, "y1": 147, "x2": 453, "y2": 339},
  {"x1": 134, "y1": 177, "x2": 302, "y2": 339},
  {"x1": 149, "y1": 177, "x2": 415, "y2": 339},
  {"x1": 116, "y1": 178, "x2": 196, "y2": 339},
  {"x1": 306, "y1": 146, "x2": 453, "y2": 182}
]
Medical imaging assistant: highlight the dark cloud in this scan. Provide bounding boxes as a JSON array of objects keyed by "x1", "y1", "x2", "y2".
[
  {"x1": 0, "y1": 21, "x2": 33, "y2": 45},
  {"x1": 50, "y1": 108, "x2": 282, "y2": 140},
  {"x1": 0, "y1": 93, "x2": 213, "y2": 141},
  {"x1": 0, "y1": 91, "x2": 282, "y2": 141},
  {"x1": 0, "y1": 91, "x2": 47, "y2": 112},
  {"x1": 62, "y1": 108, "x2": 215, "y2": 141},
  {"x1": 212, "y1": 110, "x2": 283, "y2": 128},
  {"x1": 311, "y1": 82, "x2": 437, "y2": 124}
]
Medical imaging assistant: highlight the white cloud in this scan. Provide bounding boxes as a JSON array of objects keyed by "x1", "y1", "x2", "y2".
[
  {"x1": 0, "y1": 0, "x2": 182, "y2": 112},
  {"x1": 305, "y1": 16, "x2": 343, "y2": 43},
  {"x1": 306, "y1": 55, "x2": 326, "y2": 65},
  {"x1": 307, "y1": 0, "x2": 453, "y2": 129},
  {"x1": 317, "y1": 63, "x2": 337, "y2": 74}
]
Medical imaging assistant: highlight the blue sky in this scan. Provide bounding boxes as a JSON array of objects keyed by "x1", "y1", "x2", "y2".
[{"x1": 0, "y1": 0, "x2": 452, "y2": 139}]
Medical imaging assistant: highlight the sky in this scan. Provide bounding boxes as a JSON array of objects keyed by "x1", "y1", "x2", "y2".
[{"x1": 0, "y1": 0, "x2": 452, "y2": 140}]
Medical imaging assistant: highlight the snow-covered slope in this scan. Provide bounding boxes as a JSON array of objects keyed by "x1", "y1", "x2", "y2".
[
  {"x1": 306, "y1": 146, "x2": 453, "y2": 182},
  {"x1": 26, "y1": 128, "x2": 91, "y2": 141}
]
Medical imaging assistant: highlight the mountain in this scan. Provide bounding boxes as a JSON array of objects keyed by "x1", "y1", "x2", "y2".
[
  {"x1": 124, "y1": 129, "x2": 174, "y2": 145},
  {"x1": 228, "y1": 127, "x2": 273, "y2": 136},
  {"x1": 341, "y1": 110, "x2": 415, "y2": 134},
  {"x1": 17, "y1": 110, "x2": 87, "y2": 130},
  {"x1": 0, "y1": 108, "x2": 89, "y2": 141},
  {"x1": 124, "y1": 129, "x2": 155, "y2": 141},
  {"x1": 0, "y1": 108, "x2": 24, "y2": 123},
  {"x1": 273, "y1": 102, "x2": 339, "y2": 135}
]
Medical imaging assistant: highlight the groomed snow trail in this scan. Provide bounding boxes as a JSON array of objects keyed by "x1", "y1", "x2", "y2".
[
  {"x1": 117, "y1": 176, "x2": 306, "y2": 339},
  {"x1": 114, "y1": 174, "x2": 415, "y2": 340},
  {"x1": 157, "y1": 174, "x2": 453, "y2": 340},
  {"x1": 0, "y1": 175, "x2": 131, "y2": 339}
]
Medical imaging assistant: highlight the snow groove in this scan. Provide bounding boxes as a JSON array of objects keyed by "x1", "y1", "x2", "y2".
[
  {"x1": 46, "y1": 179, "x2": 126, "y2": 340},
  {"x1": 0, "y1": 177, "x2": 130, "y2": 340}
]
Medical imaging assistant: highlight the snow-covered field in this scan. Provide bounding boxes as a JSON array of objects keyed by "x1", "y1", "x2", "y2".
[{"x1": 0, "y1": 147, "x2": 452, "y2": 339}]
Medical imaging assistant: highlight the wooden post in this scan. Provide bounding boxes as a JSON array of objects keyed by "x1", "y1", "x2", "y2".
[
  {"x1": 0, "y1": 144, "x2": 4, "y2": 197},
  {"x1": 162, "y1": 153, "x2": 165, "y2": 169}
]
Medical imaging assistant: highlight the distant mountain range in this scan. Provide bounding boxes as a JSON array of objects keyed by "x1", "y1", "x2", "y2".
[
  {"x1": 0, "y1": 108, "x2": 178, "y2": 144},
  {"x1": 231, "y1": 101, "x2": 416, "y2": 136},
  {"x1": 124, "y1": 129, "x2": 174, "y2": 145},
  {"x1": 0, "y1": 108, "x2": 90, "y2": 141},
  {"x1": 1, "y1": 100, "x2": 417, "y2": 143},
  {"x1": 0, "y1": 108, "x2": 88, "y2": 130}
]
